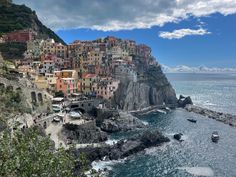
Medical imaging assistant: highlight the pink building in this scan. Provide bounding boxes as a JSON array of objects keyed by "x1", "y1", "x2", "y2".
[
  {"x1": 56, "y1": 78, "x2": 77, "y2": 97},
  {"x1": 93, "y1": 78, "x2": 120, "y2": 100}
]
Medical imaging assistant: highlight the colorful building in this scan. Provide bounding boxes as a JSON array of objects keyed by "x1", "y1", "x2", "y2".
[
  {"x1": 92, "y1": 78, "x2": 120, "y2": 100},
  {"x1": 80, "y1": 73, "x2": 98, "y2": 94},
  {"x1": 56, "y1": 78, "x2": 77, "y2": 97},
  {"x1": 33, "y1": 75, "x2": 48, "y2": 90},
  {"x1": 3, "y1": 29, "x2": 36, "y2": 43}
]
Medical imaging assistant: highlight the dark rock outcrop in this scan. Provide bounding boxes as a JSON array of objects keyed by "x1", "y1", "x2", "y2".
[
  {"x1": 177, "y1": 95, "x2": 193, "y2": 108},
  {"x1": 76, "y1": 130, "x2": 170, "y2": 162},
  {"x1": 61, "y1": 121, "x2": 108, "y2": 144},
  {"x1": 185, "y1": 104, "x2": 236, "y2": 127},
  {"x1": 96, "y1": 109, "x2": 146, "y2": 133},
  {"x1": 173, "y1": 133, "x2": 183, "y2": 141}
]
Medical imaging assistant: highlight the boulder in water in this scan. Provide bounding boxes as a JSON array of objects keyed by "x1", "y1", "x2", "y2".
[
  {"x1": 178, "y1": 95, "x2": 193, "y2": 108},
  {"x1": 174, "y1": 133, "x2": 183, "y2": 141}
]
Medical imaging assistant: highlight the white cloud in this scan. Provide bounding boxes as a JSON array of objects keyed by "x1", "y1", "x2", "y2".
[
  {"x1": 159, "y1": 28, "x2": 211, "y2": 39},
  {"x1": 13, "y1": 0, "x2": 236, "y2": 31},
  {"x1": 162, "y1": 64, "x2": 236, "y2": 73}
]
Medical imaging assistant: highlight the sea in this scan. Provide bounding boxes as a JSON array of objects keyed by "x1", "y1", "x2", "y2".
[{"x1": 93, "y1": 73, "x2": 236, "y2": 177}]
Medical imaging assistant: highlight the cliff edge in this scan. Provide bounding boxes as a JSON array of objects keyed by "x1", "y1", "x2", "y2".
[{"x1": 112, "y1": 56, "x2": 177, "y2": 111}]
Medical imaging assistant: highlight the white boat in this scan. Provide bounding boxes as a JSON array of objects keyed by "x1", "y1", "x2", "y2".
[
  {"x1": 69, "y1": 111, "x2": 82, "y2": 119},
  {"x1": 211, "y1": 131, "x2": 219, "y2": 142}
]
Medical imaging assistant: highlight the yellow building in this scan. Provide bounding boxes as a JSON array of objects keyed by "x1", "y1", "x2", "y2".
[
  {"x1": 80, "y1": 73, "x2": 98, "y2": 94},
  {"x1": 33, "y1": 75, "x2": 48, "y2": 90},
  {"x1": 55, "y1": 43, "x2": 67, "y2": 59},
  {"x1": 45, "y1": 73, "x2": 57, "y2": 92},
  {"x1": 42, "y1": 39, "x2": 67, "y2": 59},
  {"x1": 42, "y1": 39, "x2": 56, "y2": 54},
  {"x1": 54, "y1": 70, "x2": 78, "y2": 79}
]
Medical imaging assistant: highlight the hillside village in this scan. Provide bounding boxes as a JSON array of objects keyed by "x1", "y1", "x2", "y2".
[{"x1": 0, "y1": 28, "x2": 158, "y2": 101}]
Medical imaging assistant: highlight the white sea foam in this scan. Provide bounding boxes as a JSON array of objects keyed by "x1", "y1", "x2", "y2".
[
  {"x1": 157, "y1": 109, "x2": 167, "y2": 114},
  {"x1": 105, "y1": 139, "x2": 119, "y2": 145},
  {"x1": 177, "y1": 167, "x2": 214, "y2": 176},
  {"x1": 203, "y1": 101, "x2": 216, "y2": 106},
  {"x1": 141, "y1": 120, "x2": 149, "y2": 125},
  {"x1": 91, "y1": 159, "x2": 126, "y2": 172}
]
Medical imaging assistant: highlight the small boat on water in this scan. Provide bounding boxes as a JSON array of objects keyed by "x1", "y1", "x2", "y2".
[
  {"x1": 187, "y1": 119, "x2": 197, "y2": 123},
  {"x1": 211, "y1": 131, "x2": 219, "y2": 142}
]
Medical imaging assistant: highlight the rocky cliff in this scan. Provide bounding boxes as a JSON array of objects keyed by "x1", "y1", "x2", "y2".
[{"x1": 112, "y1": 61, "x2": 177, "y2": 111}]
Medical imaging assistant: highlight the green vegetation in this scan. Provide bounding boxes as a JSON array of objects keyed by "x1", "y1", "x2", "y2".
[
  {"x1": 0, "y1": 42, "x2": 26, "y2": 60},
  {"x1": 0, "y1": 83, "x2": 30, "y2": 114},
  {"x1": 0, "y1": 2, "x2": 65, "y2": 43},
  {"x1": 79, "y1": 152, "x2": 89, "y2": 174},
  {"x1": 0, "y1": 126, "x2": 76, "y2": 177}
]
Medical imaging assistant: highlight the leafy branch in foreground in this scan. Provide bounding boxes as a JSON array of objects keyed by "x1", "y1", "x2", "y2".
[{"x1": 0, "y1": 126, "x2": 76, "y2": 177}]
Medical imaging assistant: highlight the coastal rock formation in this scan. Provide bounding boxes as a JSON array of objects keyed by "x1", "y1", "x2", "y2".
[
  {"x1": 173, "y1": 133, "x2": 183, "y2": 141},
  {"x1": 108, "y1": 130, "x2": 170, "y2": 160},
  {"x1": 112, "y1": 64, "x2": 177, "y2": 111},
  {"x1": 61, "y1": 121, "x2": 108, "y2": 144},
  {"x1": 75, "y1": 130, "x2": 170, "y2": 162},
  {"x1": 96, "y1": 109, "x2": 146, "y2": 133},
  {"x1": 185, "y1": 105, "x2": 236, "y2": 127},
  {"x1": 178, "y1": 95, "x2": 193, "y2": 108}
]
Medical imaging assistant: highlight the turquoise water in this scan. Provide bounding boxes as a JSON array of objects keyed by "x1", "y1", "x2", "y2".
[{"x1": 104, "y1": 73, "x2": 236, "y2": 177}]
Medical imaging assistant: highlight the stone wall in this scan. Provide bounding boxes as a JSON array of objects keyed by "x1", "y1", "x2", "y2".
[{"x1": 0, "y1": 76, "x2": 52, "y2": 113}]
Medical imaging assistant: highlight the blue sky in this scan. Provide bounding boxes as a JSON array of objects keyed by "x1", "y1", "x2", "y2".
[
  {"x1": 14, "y1": 0, "x2": 236, "y2": 67},
  {"x1": 57, "y1": 13, "x2": 236, "y2": 67}
]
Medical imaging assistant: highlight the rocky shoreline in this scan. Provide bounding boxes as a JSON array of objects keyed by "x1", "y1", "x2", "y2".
[
  {"x1": 185, "y1": 104, "x2": 236, "y2": 127},
  {"x1": 74, "y1": 130, "x2": 170, "y2": 175}
]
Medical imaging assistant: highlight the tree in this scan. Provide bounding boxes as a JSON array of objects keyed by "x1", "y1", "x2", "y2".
[{"x1": 0, "y1": 126, "x2": 76, "y2": 177}]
